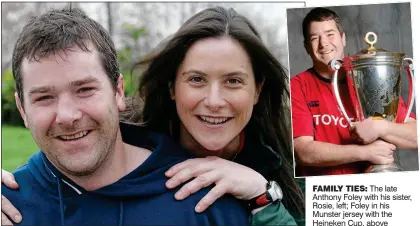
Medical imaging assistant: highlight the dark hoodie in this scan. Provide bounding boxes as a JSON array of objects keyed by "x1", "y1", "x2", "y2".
[{"x1": 2, "y1": 123, "x2": 248, "y2": 226}]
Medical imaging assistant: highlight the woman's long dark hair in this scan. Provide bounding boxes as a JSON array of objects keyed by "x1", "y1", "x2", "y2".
[{"x1": 121, "y1": 6, "x2": 304, "y2": 217}]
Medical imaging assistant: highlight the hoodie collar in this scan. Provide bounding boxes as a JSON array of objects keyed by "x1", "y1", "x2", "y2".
[
  {"x1": 27, "y1": 151, "x2": 86, "y2": 198},
  {"x1": 27, "y1": 122, "x2": 190, "y2": 198}
]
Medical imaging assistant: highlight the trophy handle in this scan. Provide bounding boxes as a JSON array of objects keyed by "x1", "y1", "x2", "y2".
[
  {"x1": 403, "y1": 58, "x2": 415, "y2": 123},
  {"x1": 330, "y1": 59, "x2": 353, "y2": 127}
]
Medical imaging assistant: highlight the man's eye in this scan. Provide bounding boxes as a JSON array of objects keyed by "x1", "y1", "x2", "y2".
[
  {"x1": 77, "y1": 87, "x2": 96, "y2": 97},
  {"x1": 35, "y1": 96, "x2": 53, "y2": 102},
  {"x1": 77, "y1": 87, "x2": 95, "y2": 93}
]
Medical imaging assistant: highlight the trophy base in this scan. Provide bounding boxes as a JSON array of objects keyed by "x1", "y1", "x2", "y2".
[{"x1": 365, "y1": 163, "x2": 403, "y2": 173}]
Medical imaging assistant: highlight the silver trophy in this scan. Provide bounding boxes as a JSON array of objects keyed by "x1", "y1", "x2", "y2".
[{"x1": 330, "y1": 32, "x2": 415, "y2": 173}]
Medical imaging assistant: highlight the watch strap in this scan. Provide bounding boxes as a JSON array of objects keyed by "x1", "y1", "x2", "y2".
[
  {"x1": 244, "y1": 182, "x2": 274, "y2": 210},
  {"x1": 246, "y1": 191, "x2": 273, "y2": 210}
]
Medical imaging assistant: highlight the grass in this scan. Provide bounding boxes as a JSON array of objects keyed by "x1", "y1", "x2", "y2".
[{"x1": 1, "y1": 125, "x2": 39, "y2": 172}]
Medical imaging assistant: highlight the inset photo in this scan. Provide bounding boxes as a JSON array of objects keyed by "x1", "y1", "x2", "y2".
[{"x1": 287, "y1": 3, "x2": 418, "y2": 177}]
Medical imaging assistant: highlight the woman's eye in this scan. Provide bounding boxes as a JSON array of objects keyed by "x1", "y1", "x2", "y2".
[
  {"x1": 227, "y1": 78, "x2": 241, "y2": 84},
  {"x1": 225, "y1": 78, "x2": 244, "y2": 87},
  {"x1": 189, "y1": 76, "x2": 204, "y2": 83}
]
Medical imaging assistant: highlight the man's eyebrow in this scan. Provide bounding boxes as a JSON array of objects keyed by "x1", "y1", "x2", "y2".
[
  {"x1": 28, "y1": 86, "x2": 54, "y2": 96},
  {"x1": 71, "y1": 76, "x2": 100, "y2": 87},
  {"x1": 309, "y1": 29, "x2": 337, "y2": 37},
  {"x1": 28, "y1": 76, "x2": 100, "y2": 97},
  {"x1": 309, "y1": 33, "x2": 318, "y2": 38}
]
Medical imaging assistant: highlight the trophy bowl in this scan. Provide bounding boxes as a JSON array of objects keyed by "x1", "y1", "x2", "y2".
[{"x1": 329, "y1": 32, "x2": 415, "y2": 173}]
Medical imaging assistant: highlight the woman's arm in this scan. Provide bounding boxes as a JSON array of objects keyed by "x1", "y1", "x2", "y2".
[
  {"x1": 165, "y1": 156, "x2": 299, "y2": 225},
  {"x1": 165, "y1": 156, "x2": 268, "y2": 212},
  {"x1": 1, "y1": 169, "x2": 22, "y2": 225},
  {"x1": 165, "y1": 157, "x2": 299, "y2": 225}
]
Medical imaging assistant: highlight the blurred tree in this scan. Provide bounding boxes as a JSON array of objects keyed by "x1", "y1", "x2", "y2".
[
  {"x1": 106, "y1": 2, "x2": 113, "y2": 35},
  {"x1": 2, "y1": 2, "x2": 290, "y2": 101},
  {"x1": 117, "y1": 24, "x2": 148, "y2": 97},
  {"x1": 1, "y1": 68, "x2": 24, "y2": 126}
]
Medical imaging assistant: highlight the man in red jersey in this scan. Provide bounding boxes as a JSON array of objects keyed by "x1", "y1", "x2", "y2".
[{"x1": 291, "y1": 7, "x2": 417, "y2": 176}]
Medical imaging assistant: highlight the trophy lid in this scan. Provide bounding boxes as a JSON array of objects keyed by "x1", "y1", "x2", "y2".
[
  {"x1": 355, "y1": 32, "x2": 390, "y2": 55},
  {"x1": 343, "y1": 32, "x2": 405, "y2": 68}
]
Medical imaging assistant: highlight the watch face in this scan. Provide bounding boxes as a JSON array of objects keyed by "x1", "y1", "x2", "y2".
[{"x1": 269, "y1": 181, "x2": 283, "y2": 201}]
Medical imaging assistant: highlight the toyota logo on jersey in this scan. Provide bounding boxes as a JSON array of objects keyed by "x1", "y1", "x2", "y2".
[{"x1": 313, "y1": 114, "x2": 354, "y2": 128}]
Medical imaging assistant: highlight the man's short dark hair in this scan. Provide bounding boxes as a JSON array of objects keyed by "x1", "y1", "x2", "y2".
[
  {"x1": 12, "y1": 6, "x2": 119, "y2": 103},
  {"x1": 302, "y1": 7, "x2": 344, "y2": 43}
]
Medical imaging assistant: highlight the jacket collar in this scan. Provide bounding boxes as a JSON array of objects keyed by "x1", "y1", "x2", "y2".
[
  {"x1": 233, "y1": 126, "x2": 282, "y2": 178},
  {"x1": 169, "y1": 120, "x2": 281, "y2": 177}
]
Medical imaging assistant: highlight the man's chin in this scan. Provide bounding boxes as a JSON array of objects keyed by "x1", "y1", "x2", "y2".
[
  {"x1": 321, "y1": 57, "x2": 334, "y2": 65},
  {"x1": 314, "y1": 61, "x2": 331, "y2": 71},
  {"x1": 55, "y1": 159, "x2": 101, "y2": 177},
  {"x1": 61, "y1": 166, "x2": 98, "y2": 177}
]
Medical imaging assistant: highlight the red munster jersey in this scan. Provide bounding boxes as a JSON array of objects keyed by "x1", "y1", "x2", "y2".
[{"x1": 291, "y1": 68, "x2": 415, "y2": 176}]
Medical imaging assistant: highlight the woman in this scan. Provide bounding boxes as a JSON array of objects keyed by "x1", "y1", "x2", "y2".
[{"x1": 2, "y1": 6, "x2": 305, "y2": 226}]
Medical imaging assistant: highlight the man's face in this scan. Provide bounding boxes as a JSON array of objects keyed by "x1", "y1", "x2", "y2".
[
  {"x1": 305, "y1": 20, "x2": 346, "y2": 70},
  {"x1": 16, "y1": 43, "x2": 126, "y2": 177}
]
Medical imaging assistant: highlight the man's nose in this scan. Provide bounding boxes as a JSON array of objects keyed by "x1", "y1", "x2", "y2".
[
  {"x1": 55, "y1": 95, "x2": 82, "y2": 126},
  {"x1": 319, "y1": 35, "x2": 329, "y2": 48}
]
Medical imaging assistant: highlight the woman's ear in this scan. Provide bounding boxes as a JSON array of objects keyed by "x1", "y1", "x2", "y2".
[
  {"x1": 254, "y1": 78, "x2": 265, "y2": 105},
  {"x1": 168, "y1": 82, "x2": 175, "y2": 100}
]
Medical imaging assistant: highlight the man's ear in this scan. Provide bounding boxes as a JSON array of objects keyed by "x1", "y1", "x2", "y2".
[
  {"x1": 304, "y1": 40, "x2": 311, "y2": 55},
  {"x1": 341, "y1": 32, "x2": 347, "y2": 47},
  {"x1": 15, "y1": 92, "x2": 28, "y2": 128},
  {"x1": 168, "y1": 82, "x2": 175, "y2": 100},
  {"x1": 116, "y1": 74, "x2": 126, "y2": 112},
  {"x1": 254, "y1": 78, "x2": 265, "y2": 105}
]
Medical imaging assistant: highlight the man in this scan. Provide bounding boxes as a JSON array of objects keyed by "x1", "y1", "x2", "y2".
[
  {"x1": 291, "y1": 7, "x2": 417, "y2": 176},
  {"x1": 1, "y1": 7, "x2": 248, "y2": 225}
]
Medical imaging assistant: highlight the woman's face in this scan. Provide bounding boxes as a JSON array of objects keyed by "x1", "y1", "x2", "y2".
[{"x1": 173, "y1": 36, "x2": 261, "y2": 154}]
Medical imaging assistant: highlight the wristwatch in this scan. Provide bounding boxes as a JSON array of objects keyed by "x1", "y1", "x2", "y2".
[{"x1": 245, "y1": 181, "x2": 283, "y2": 210}]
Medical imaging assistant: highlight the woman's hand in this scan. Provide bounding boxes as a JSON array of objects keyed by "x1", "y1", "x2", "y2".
[
  {"x1": 165, "y1": 156, "x2": 267, "y2": 212},
  {"x1": 2, "y1": 169, "x2": 22, "y2": 225}
]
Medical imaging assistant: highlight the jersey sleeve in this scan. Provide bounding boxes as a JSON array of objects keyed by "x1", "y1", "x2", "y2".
[
  {"x1": 291, "y1": 77, "x2": 314, "y2": 138},
  {"x1": 395, "y1": 97, "x2": 416, "y2": 123}
]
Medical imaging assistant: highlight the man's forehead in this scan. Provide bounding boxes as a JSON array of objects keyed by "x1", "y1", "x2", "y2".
[
  {"x1": 23, "y1": 42, "x2": 98, "y2": 63},
  {"x1": 21, "y1": 42, "x2": 99, "y2": 71},
  {"x1": 308, "y1": 20, "x2": 339, "y2": 35},
  {"x1": 20, "y1": 44, "x2": 105, "y2": 91}
]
